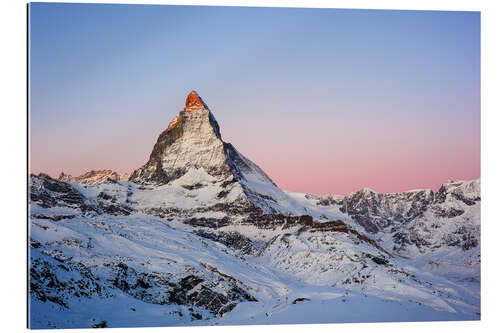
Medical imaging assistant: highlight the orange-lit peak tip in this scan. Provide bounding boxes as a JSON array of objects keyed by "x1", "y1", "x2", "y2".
[{"x1": 184, "y1": 90, "x2": 208, "y2": 111}]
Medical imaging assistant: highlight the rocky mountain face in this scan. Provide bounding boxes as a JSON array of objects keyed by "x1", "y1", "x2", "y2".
[
  {"x1": 301, "y1": 180, "x2": 480, "y2": 270},
  {"x1": 130, "y1": 91, "x2": 231, "y2": 184},
  {"x1": 58, "y1": 170, "x2": 131, "y2": 185},
  {"x1": 129, "y1": 91, "x2": 291, "y2": 214},
  {"x1": 336, "y1": 180, "x2": 480, "y2": 233},
  {"x1": 28, "y1": 91, "x2": 480, "y2": 328},
  {"x1": 339, "y1": 188, "x2": 435, "y2": 233}
]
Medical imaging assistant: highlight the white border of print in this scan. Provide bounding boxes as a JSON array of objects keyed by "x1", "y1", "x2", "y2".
[{"x1": 1, "y1": 0, "x2": 498, "y2": 333}]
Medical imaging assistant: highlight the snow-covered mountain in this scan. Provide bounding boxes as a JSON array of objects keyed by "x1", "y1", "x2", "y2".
[
  {"x1": 298, "y1": 180, "x2": 480, "y2": 257},
  {"x1": 58, "y1": 170, "x2": 131, "y2": 185},
  {"x1": 129, "y1": 91, "x2": 303, "y2": 215},
  {"x1": 28, "y1": 91, "x2": 480, "y2": 329},
  {"x1": 289, "y1": 179, "x2": 480, "y2": 282}
]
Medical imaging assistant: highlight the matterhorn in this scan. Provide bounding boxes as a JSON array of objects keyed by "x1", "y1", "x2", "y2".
[{"x1": 130, "y1": 90, "x2": 300, "y2": 214}]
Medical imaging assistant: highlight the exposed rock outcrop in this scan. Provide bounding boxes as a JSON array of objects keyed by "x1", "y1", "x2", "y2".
[{"x1": 57, "y1": 170, "x2": 122, "y2": 185}]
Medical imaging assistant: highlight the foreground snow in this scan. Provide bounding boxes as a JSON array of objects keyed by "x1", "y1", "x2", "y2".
[
  {"x1": 31, "y1": 284, "x2": 476, "y2": 329},
  {"x1": 29, "y1": 200, "x2": 479, "y2": 327}
]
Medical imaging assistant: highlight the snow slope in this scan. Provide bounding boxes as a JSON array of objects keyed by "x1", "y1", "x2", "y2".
[{"x1": 29, "y1": 173, "x2": 480, "y2": 329}]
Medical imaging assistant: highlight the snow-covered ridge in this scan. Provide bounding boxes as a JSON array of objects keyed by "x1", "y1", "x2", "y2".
[
  {"x1": 58, "y1": 170, "x2": 131, "y2": 185},
  {"x1": 298, "y1": 179, "x2": 480, "y2": 233},
  {"x1": 289, "y1": 180, "x2": 480, "y2": 273}
]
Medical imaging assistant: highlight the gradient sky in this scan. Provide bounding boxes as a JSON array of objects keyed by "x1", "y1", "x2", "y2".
[{"x1": 28, "y1": 3, "x2": 480, "y2": 195}]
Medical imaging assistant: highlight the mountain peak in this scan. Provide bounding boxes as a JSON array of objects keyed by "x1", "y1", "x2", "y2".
[
  {"x1": 184, "y1": 90, "x2": 208, "y2": 111},
  {"x1": 57, "y1": 169, "x2": 122, "y2": 185},
  {"x1": 129, "y1": 92, "x2": 289, "y2": 214}
]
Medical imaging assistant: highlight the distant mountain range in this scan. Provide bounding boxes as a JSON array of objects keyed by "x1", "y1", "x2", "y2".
[
  {"x1": 58, "y1": 170, "x2": 131, "y2": 184},
  {"x1": 29, "y1": 91, "x2": 480, "y2": 328}
]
